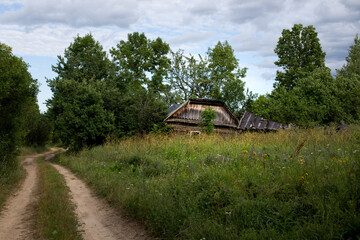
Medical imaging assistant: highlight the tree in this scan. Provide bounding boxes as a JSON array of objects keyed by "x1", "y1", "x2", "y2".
[
  {"x1": 274, "y1": 24, "x2": 326, "y2": 89},
  {"x1": 200, "y1": 107, "x2": 217, "y2": 134},
  {"x1": 110, "y1": 32, "x2": 171, "y2": 94},
  {"x1": 48, "y1": 79, "x2": 115, "y2": 151},
  {"x1": 168, "y1": 41, "x2": 247, "y2": 114},
  {"x1": 52, "y1": 33, "x2": 112, "y2": 83},
  {"x1": 335, "y1": 34, "x2": 360, "y2": 123},
  {"x1": 337, "y1": 34, "x2": 360, "y2": 77},
  {"x1": 47, "y1": 35, "x2": 115, "y2": 151},
  {"x1": 0, "y1": 43, "x2": 38, "y2": 162}
]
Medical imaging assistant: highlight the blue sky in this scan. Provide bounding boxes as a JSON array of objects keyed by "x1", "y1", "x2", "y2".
[{"x1": 1, "y1": 0, "x2": 359, "y2": 112}]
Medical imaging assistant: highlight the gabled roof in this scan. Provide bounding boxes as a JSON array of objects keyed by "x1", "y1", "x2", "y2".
[{"x1": 165, "y1": 98, "x2": 239, "y2": 128}]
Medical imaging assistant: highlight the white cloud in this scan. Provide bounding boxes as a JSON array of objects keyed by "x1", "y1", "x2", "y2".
[
  {"x1": 1, "y1": 0, "x2": 359, "y2": 109},
  {"x1": 1, "y1": 0, "x2": 139, "y2": 28}
]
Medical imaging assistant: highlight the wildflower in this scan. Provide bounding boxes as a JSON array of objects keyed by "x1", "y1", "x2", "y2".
[
  {"x1": 243, "y1": 166, "x2": 247, "y2": 169},
  {"x1": 305, "y1": 172, "x2": 309, "y2": 176},
  {"x1": 242, "y1": 150, "x2": 248, "y2": 154},
  {"x1": 300, "y1": 159, "x2": 305, "y2": 164},
  {"x1": 253, "y1": 151, "x2": 257, "y2": 155},
  {"x1": 263, "y1": 153, "x2": 268, "y2": 158}
]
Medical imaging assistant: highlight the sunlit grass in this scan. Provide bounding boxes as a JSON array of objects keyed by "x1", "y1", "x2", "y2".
[
  {"x1": 35, "y1": 157, "x2": 82, "y2": 240},
  {"x1": 56, "y1": 126, "x2": 360, "y2": 239}
]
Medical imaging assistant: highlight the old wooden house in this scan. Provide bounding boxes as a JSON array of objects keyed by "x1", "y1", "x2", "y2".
[
  {"x1": 166, "y1": 98, "x2": 290, "y2": 133},
  {"x1": 165, "y1": 98, "x2": 239, "y2": 134}
]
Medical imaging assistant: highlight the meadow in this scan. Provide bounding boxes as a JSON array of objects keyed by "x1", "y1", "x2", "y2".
[{"x1": 56, "y1": 127, "x2": 360, "y2": 239}]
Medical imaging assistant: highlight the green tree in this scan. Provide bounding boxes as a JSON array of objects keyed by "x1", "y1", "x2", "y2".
[
  {"x1": 274, "y1": 24, "x2": 326, "y2": 89},
  {"x1": 0, "y1": 43, "x2": 38, "y2": 162},
  {"x1": 337, "y1": 34, "x2": 360, "y2": 77},
  {"x1": 48, "y1": 79, "x2": 114, "y2": 151},
  {"x1": 169, "y1": 41, "x2": 247, "y2": 113},
  {"x1": 110, "y1": 32, "x2": 171, "y2": 94},
  {"x1": 47, "y1": 35, "x2": 115, "y2": 151},
  {"x1": 334, "y1": 34, "x2": 360, "y2": 123},
  {"x1": 200, "y1": 107, "x2": 217, "y2": 134},
  {"x1": 24, "y1": 106, "x2": 52, "y2": 147},
  {"x1": 52, "y1": 33, "x2": 112, "y2": 83}
]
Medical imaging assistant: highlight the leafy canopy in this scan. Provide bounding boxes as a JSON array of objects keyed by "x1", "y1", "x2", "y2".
[{"x1": 274, "y1": 24, "x2": 326, "y2": 89}]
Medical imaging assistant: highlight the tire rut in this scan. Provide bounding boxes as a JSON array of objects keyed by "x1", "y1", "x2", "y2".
[{"x1": 51, "y1": 163, "x2": 152, "y2": 240}]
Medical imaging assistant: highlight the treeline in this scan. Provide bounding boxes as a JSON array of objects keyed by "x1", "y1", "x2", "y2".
[
  {"x1": 251, "y1": 25, "x2": 360, "y2": 127},
  {"x1": 0, "y1": 43, "x2": 50, "y2": 163},
  {"x1": 1, "y1": 24, "x2": 360, "y2": 154},
  {"x1": 45, "y1": 32, "x2": 251, "y2": 151}
]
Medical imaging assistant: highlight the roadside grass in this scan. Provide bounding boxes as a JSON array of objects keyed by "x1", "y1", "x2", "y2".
[
  {"x1": 0, "y1": 146, "x2": 50, "y2": 211},
  {"x1": 20, "y1": 145, "x2": 49, "y2": 156},
  {"x1": 56, "y1": 127, "x2": 360, "y2": 239},
  {"x1": 0, "y1": 158, "x2": 24, "y2": 210},
  {"x1": 35, "y1": 157, "x2": 82, "y2": 240}
]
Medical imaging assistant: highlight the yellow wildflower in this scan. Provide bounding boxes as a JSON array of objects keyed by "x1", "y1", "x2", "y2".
[{"x1": 242, "y1": 150, "x2": 248, "y2": 154}]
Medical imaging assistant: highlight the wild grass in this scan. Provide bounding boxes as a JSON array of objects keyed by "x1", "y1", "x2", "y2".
[
  {"x1": 35, "y1": 157, "x2": 82, "y2": 240},
  {"x1": 20, "y1": 145, "x2": 49, "y2": 156},
  {"x1": 0, "y1": 146, "x2": 50, "y2": 210},
  {"x1": 56, "y1": 127, "x2": 360, "y2": 239},
  {"x1": 0, "y1": 158, "x2": 24, "y2": 210}
]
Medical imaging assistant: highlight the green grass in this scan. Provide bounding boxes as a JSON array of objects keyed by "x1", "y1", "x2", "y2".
[
  {"x1": 0, "y1": 158, "x2": 24, "y2": 210},
  {"x1": 0, "y1": 146, "x2": 50, "y2": 211},
  {"x1": 56, "y1": 127, "x2": 360, "y2": 239},
  {"x1": 20, "y1": 145, "x2": 49, "y2": 156},
  {"x1": 35, "y1": 157, "x2": 82, "y2": 240}
]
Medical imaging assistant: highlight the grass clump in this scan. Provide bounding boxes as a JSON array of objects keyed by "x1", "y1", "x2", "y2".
[
  {"x1": 56, "y1": 127, "x2": 360, "y2": 239},
  {"x1": 0, "y1": 159, "x2": 24, "y2": 210},
  {"x1": 35, "y1": 157, "x2": 82, "y2": 240}
]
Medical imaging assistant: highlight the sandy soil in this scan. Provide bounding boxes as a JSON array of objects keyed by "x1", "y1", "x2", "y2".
[
  {"x1": 0, "y1": 150, "x2": 58, "y2": 240},
  {"x1": 51, "y1": 163, "x2": 152, "y2": 240}
]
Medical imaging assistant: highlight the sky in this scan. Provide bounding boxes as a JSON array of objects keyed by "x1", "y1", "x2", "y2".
[{"x1": 0, "y1": 0, "x2": 359, "y2": 112}]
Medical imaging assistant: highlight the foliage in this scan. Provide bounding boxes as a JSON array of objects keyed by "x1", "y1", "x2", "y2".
[
  {"x1": 274, "y1": 24, "x2": 326, "y2": 89},
  {"x1": 337, "y1": 34, "x2": 360, "y2": 77},
  {"x1": 110, "y1": 32, "x2": 171, "y2": 94},
  {"x1": 48, "y1": 79, "x2": 115, "y2": 151},
  {"x1": 56, "y1": 129, "x2": 360, "y2": 239},
  {"x1": 0, "y1": 42, "x2": 38, "y2": 163},
  {"x1": 200, "y1": 107, "x2": 217, "y2": 133},
  {"x1": 168, "y1": 41, "x2": 248, "y2": 113},
  {"x1": 24, "y1": 107, "x2": 52, "y2": 147},
  {"x1": 52, "y1": 33, "x2": 112, "y2": 83}
]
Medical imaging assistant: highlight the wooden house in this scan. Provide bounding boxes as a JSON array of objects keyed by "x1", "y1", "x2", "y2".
[{"x1": 165, "y1": 98, "x2": 239, "y2": 134}]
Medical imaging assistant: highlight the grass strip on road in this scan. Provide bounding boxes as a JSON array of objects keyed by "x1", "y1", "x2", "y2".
[{"x1": 35, "y1": 157, "x2": 82, "y2": 240}]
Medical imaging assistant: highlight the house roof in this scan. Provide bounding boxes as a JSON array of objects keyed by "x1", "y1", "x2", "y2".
[
  {"x1": 238, "y1": 111, "x2": 289, "y2": 130},
  {"x1": 165, "y1": 98, "x2": 239, "y2": 128}
]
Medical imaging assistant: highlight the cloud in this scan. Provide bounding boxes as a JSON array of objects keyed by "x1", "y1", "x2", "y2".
[{"x1": 0, "y1": 0, "x2": 139, "y2": 28}]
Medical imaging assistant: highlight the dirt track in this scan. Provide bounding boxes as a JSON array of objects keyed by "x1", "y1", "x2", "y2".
[
  {"x1": 0, "y1": 150, "x2": 56, "y2": 240},
  {"x1": 0, "y1": 150, "x2": 151, "y2": 240},
  {"x1": 52, "y1": 163, "x2": 151, "y2": 240}
]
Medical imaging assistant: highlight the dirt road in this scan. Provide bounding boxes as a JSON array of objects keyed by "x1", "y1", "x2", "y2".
[
  {"x1": 52, "y1": 163, "x2": 151, "y2": 240},
  {"x1": 0, "y1": 149, "x2": 151, "y2": 240},
  {"x1": 0, "y1": 150, "x2": 57, "y2": 240}
]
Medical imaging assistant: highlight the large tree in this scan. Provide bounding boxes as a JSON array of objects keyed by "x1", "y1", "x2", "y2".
[
  {"x1": 337, "y1": 34, "x2": 360, "y2": 77},
  {"x1": 110, "y1": 32, "x2": 171, "y2": 94},
  {"x1": 274, "y1": 24, "x2": 326, "y2": 89},
  {"x1": 168, "y1": 41, "x2": 248, "y2": 114},
  {"x1": 0, "y1": 43, "x2": 38, "y2": 162},
  {"x1": 47, "y1": 34, "x2": 115, "y2": 151},
  {"x1": 334, "y1": 34, "x2": 360, "y2": 123},
  {"x1": 52, "y1": 33, "x2": 112, "y2": 83}
]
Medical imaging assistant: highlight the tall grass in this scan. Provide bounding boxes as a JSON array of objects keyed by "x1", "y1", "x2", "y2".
[
  {"x1": 56, "y1": 127, "x2": 360, "y2": 239},
  {"x1": 35, "y1": 157, "x2": 82, "y2": 240},
  {"x1": 0, "y1": 158, "x2": 24, "y2": 210}
]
